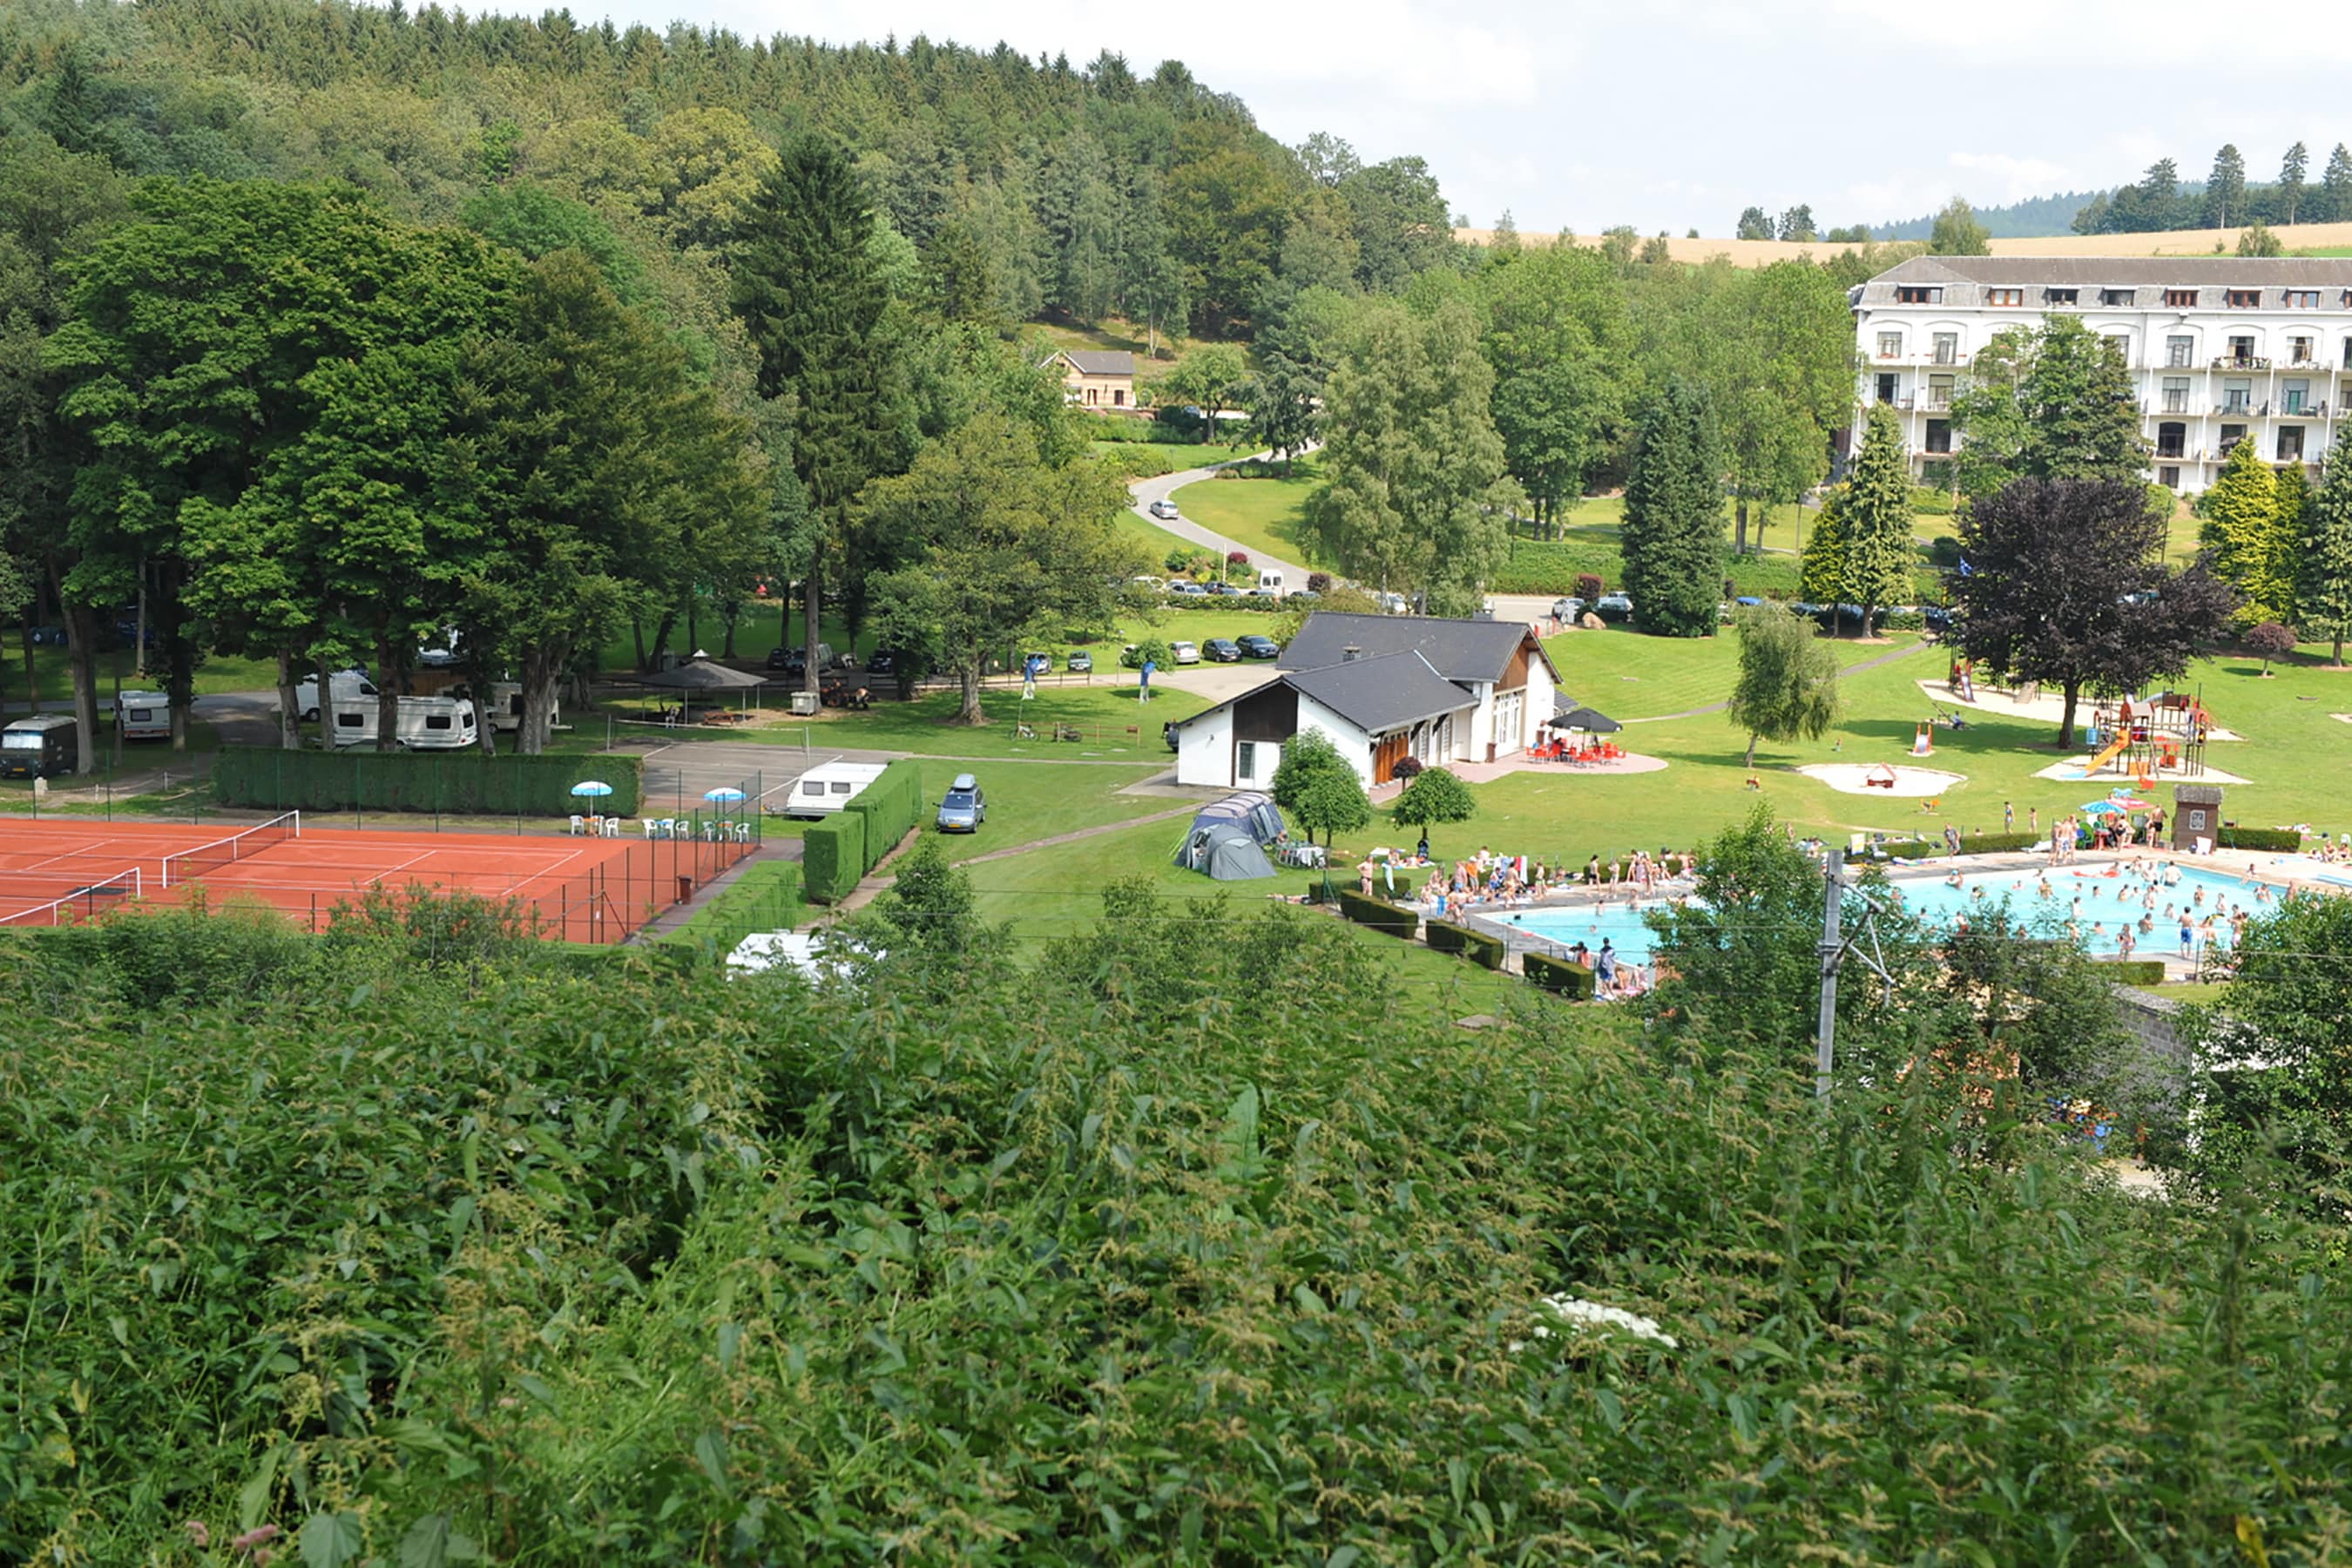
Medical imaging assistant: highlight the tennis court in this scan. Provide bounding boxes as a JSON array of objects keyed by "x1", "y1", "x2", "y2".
[{"x1": 0, "y1": 815, "x2": 750, "y2": 943}]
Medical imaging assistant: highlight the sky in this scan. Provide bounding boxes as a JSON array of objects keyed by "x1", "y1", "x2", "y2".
[{"x1": 582, "y1": 0, "x2": 2345, "y2": 236}]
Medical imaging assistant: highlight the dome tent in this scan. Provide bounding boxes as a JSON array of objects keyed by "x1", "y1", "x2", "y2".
[{"x1": 1173, "y1": 791, "x2": 1285, "y2": 881}]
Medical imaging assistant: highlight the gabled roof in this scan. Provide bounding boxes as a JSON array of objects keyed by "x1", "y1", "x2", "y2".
[
  {"x1": 1283, "y1": 650, "x2": 1476, "y2": 733},
  {"x1": 1860, "y1": 253, "x2": 2352, "y2": 307},
  {"x1": 1276, "y1": 612, "x2": 1554, "y2": 686},
  {"x1": 1056, "y1": 348, "x2": 1135, "y2": 375}
]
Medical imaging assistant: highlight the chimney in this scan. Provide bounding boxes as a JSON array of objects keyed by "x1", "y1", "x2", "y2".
[{"x1": 1341, "y1": 645, "x2": 1361, "y2": 663}]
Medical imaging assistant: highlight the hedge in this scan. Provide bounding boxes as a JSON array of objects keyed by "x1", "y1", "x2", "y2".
[
  {"x1": 844, "y1": 760, "x2": 924, "y2": 867},
  {"x1": 212, "y1": 746, "x2": 641, "y2": 816},
  {"x1": 1335, "y1": 887, "x2": 1418, "y2": 936},
  {"x1": 1864, "y1": 831, "x2": 2043, "y2": 861},
  {"x1": 656, "y1": 861, "x2": 805, "y2": 960},
  {"x1": 2094, "y1": 957, "x2": 2168, "y2": 986},
  {"x1": 1523, "y1": 951, "x2": 1598, "y2": 999},
  {"x1": 1423, "y1": 918, "x2": 1506, "y2": 970},
  {"x1": 2216, "y1": 827, "x2": 2303, "y2": 853},
  {"x1": 802, "y1": 814, "x2": 867, "y2": 904},
  {"x1": 1159, "y1": 595, "x2": 1287, "y2": 614}
]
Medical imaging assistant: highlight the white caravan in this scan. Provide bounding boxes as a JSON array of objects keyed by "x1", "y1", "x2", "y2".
[
  {"x1": 327, "y1": 694, "x2": 479, "y2": 750},
  {"x1": 778, "y1": 760, "x2": 888, "y2": 818},
  {"x1": 293, "y1": 669, "x2": 377, "y2": 722},
  {"x1": 113, "y1": 690, "x2": 173, "y2": 741}
]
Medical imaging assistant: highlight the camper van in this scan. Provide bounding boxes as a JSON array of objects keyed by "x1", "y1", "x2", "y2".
[
  {"x1": 779, "y1": 760, "x2": 888, "y2": 818},
  {"x1": 1256, "y1": 568, "x2": 1285, "y2": 596},
  {"x1": 293, "y1": 669, "x2": 377, "y2": 722},
  {"x1": 0, "y1": 713, "x2": 78, "y2": 779},
  {"x1": 113, "y1": 691, "x2": 172, "y2": 741},
  {"x1": 327, "y1": 694, "x2": 478, "y2": 750}
]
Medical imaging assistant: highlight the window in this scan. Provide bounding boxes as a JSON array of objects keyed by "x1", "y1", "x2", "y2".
[
  {"x1": 1896, "y1": 285, "x2": 1942, "y2": 304},
  {"x1": 1932, "y1": 331, "x2": 1959, "y2": 364},
  {"x1": 831, "y1": 781, "x2": 852, "y2": 794},
  {"x1": 2159, "y1": 465, "x2": 2181, "y2": 489},
  {"x1": 1084, "y1": 388, "x2": 1098, "y2": 405},
  {"x1": 2220, "y1": 422, "x2": 2247, "y2": 449},
  {"x1": 2045, "y1": 287, "x2": 2078, "y2": 305},
  {"x1": 2285, "y1": 379, "x2": 2310, "y2": 414},
  {"x1": 2166, "y1": 335, "x2": 2193, "y2": 367},
  {"x1": 1876, "y1": 373, "x2": 1898, "y2": 405},
  {"x1": 2289, "y1": 336, "x2": 2315, "y2": 365},
  {"x1": 2165, "y1": 288, "x2": 2199, "y2": 308},
  {"x1": 1237, "y1": 740, "x2": 1257, "y2": 781},
  {"x1": 1924, "y1": 419, "x2": 1952, "y2": 455},
  {"x1": 2227, "y1": 288, "x2": 2261, "y2": 308},
  {"x1": 2227, "y1": 335, "x2": 2257, "y2": 367},
  {"x1": 2105, "y1": 334, "x2": 2132, "y2": 362},
  {"x1": 2161, "y1": 376, "x2": 2190, "y2": 414},
  {"x1": 2156, "y1": 422, "x2": 2186, "y2": 459},
  {"x1": 801, "y1": 781, "x2": 823, "y2": 796},
  {"x1": 1112, "y1": 389, "x2": 1126, "y2": 407},
  {"x1": 1928, "y1": 374, "x2": 1955, "y2": 408},
  {"x1": 2101, "y1": 287, "x2": 2136, "y2": 306},
  {"x1": 2286, "y1": 289, "x2": 2321, "y2": 308},
  {"x1": 424, "y1": 714, "x2": 451, "y2": 731},
  {"x1": 2224, "y1": 380, "x2": 2252, "y2": 414},
  {"x1": 337, "y1": 712, "x2": 364, "y2": 728},
  {"x1": 1876, "y1": 330, "x2": 1903, "y2": 358},
  {"x1": 2280, "y1": 427, "x2": 2307, "y2": 463},
  {"x1": 1985, "y1": 287, "x2": 2024, "y2": 307}
]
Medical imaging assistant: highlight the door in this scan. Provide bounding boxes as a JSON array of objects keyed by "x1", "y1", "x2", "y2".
[
  {"x1": 1371, "y1": 733, "x2": 1409, "y2": 784},
  {"x1": 1876, "y1": 373, "x2": 1898, "y2": 404}
]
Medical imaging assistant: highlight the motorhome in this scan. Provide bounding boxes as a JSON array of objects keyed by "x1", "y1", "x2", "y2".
[
  {"x1": 327, "y1": 694, "x2": 479, "y2": 750},
  {"x1": 0, "y1": 713, "x2": 78, "y2": 779},
  {"x1": 293, "y1": 669, "x2": 377, "y2": 722},
  {"x1": 777, "y1": 760, "x2": 888, "y2": 818},
  {"x1": 113, "y1": 691, "x2": 172, "y2": 741}
]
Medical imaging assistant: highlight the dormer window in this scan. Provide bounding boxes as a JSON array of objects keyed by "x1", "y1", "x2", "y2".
[
  {"x1": 1985, "y1": 287, "x2": 2024, "y2": 307},
  {"x1": 2165, "y1": 288, "x2": 2199, "y2": 308},
  {"x1": 1896, "y1": 285, "x2": 1942, "y2": 304},
  {"x1": 2227, "y1": 288, "x2": 2261, "y2": 308},
  {"x1": 2286, "y1": 290, "x2": 2321, "y2": 308},
  {"x1": 2044, "y1": 287, "x2": 2078, "y2": 305},
  {"x1": 2101, "y1": 287, "x2": 2135, "y2": 306}
]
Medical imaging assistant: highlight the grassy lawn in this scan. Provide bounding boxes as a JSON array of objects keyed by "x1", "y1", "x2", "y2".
[
  {"x1": 1164, "y1": 458, "x2": 1324, "y2": 566},
  {"x1": 1543, "y1": 625, "x2": 1906, "y2": 720},
  {"x1": 1091, "y1": 440, "x2": 1254, "y2": 480},
  {"x1": 0, "y1": 639, "x2": 281, "y2": 710},
  {"x1": 909, "y1": 758, "x2": 1179, "y2": 862}
]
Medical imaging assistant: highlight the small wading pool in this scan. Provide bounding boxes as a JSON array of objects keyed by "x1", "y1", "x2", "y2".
[{"x1": 1477, "y1": 861, "x2": 2285, "y2": 964}]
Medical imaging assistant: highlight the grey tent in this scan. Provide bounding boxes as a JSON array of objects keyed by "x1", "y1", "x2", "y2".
[
  {"x1": 1175, "y1": 821, "x2": 1278, "y2": 880},
  {"x1": 1545, "y1": 703, "x2": 1622, "y2": 734},
  {"x1": 641, "y1": 656, "x2": 767, "y2": 691},
  {"x1": 1188, "y1": 790, "x2": 1287, "y2": 844}
]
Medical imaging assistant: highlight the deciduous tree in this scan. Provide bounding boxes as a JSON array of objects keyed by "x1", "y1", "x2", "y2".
[
  {"x1": 1950, "y1": 316, "x2": 2146, "y2": 499},
  {"x1": 1270, "y1": 728, "x2": 1370, "y2": 846},
  {"x1": 1389, "y1": 765, "x2": 1476, "y2": 826},
  {"x1": 1727, "y1": 605, "x2": 1841, "y2": 767},
  {"x1": 1928, "y1": 198, "x2": 1990, "y2": 255},
  {"x1": 1734, "y1": 206, "x2": 1773, "y2": 240}
]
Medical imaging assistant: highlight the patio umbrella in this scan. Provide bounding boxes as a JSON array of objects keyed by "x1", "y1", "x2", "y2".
[
  {"x1": 640, "y1": 657, "x2": 766, "y2": 691},
  {"x1": 704, "y1": 787, "x2": 747, "y2": 803},
  {"x1": 2078, "y1": 800, "x2": 2124, "y2": 815},
  {"x1": 1546, "y1": 705, "x2": 1623, "y2": 733},
  {"x1": 570, "y1": 781, "x2": 614, "y2": 798}
]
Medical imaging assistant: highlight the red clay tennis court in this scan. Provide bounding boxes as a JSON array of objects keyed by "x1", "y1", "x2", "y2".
[{"x1": 0, "y1": 814, "x2": 750, "y2": 943}]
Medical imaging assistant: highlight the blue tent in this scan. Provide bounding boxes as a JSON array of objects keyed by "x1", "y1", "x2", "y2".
[{"x1": 1173, "y1": 791, "x2": 1287, "y2": 880}]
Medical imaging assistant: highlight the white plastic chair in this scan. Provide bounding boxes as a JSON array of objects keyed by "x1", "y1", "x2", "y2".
[
  {"x1": 604, "y1": 817, "x2": 622, "y2": 838},
  {"x1": 641, "y1": 818, "x2": 658, "y2": 839},
  {"x1": 733, "y1": 821, "x2": 751, "y2": 843},
  {"x1": 569, "y1": 814, "x2": 585, "y2": 836}
]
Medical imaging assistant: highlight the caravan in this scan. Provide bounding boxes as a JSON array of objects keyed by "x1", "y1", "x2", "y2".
[
  {"x1": 113, "y1": 691, "x2": 172, "y2": 741},
  {"x1": 293, "y1": 669, "x2": 377, "y2": 723},
  {"x1": 779, "y1": 760, "x2": 888, "y2": 818},
  {"x1": 328, "y1": 694, "x2": 478, "y2": 750}
]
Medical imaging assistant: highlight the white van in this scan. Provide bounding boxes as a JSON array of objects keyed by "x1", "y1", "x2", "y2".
[
  {"x1": 1256, "y1": 568, "x2": 1285, "y2": 596},
  {"x1": 293, "y1": 669, "x2": 376, "y2": 722},
  {"x1": 780, "y1": 760, "x2": 888, "y2": 818},
  {"x1": 328, "y1": 694, "x2": 478, "y2": 750},
  {"x1": 113, "y1": 690, "x2": 172, "y2": 741},
  {"x1": 485, "y1": 681, "x2": 546, "y2": 734}
]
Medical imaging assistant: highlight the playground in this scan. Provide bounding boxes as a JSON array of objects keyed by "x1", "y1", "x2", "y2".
[
  {"x1": 0, "y1": 816, "x2": 749, "y2": 943},
  {"x1": 1796, "y1": 762, "x2": 1969, "y2": 798}
]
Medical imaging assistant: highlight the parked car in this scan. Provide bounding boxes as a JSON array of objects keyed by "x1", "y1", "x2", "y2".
[
  {"x1": 766, "y1": 646, "x2": 793, "y2": 672},
  {"x1": 936, "y1": 773, "x2": 986, "y2": 833},
  {"x1": 1550, "y1": 596, "x2": 1585, "y2": 622},
  {"x1": 1131, "y1": 575, "x2": 1165, "y2": 590},
  {"x1": 1284, "y1": 590, "x2": 1321, "y2": 607},
  {"x1": 863, "y1": 648, "x2": 897, "y2": 676},
  {"x1": 1168, "y1": 581, "x2": 1210, "y2": 598},
  {"x1": 1202, "y1": 638, "x2": 1241, "y2": 663},
  {"x1": 1237, "y1": 634, "x2": 1280, "y2": 659},
  {"x1": 1923, "y1": 606, "x2": 1953, "y2": 634},
  {"x1": 1169, "y1": 640, "x2": 1201, "y2": 665},
  {"x1": 1204, "y1": 580, "x2": 1243, "y2": 597},
  {"x1": 1067, "y1": 650, "x2": 1093, "y2": 673},
  {"x1": 1147, "y1": 497, "x2": 1180, "y2": 520},
  {"x1": 1243, "y1": 588, "x2": 1278, "y2": 602},
  {"x1": 1595, "y1": 593, "x2": 1634, "y2": 624},
  {"x1": 1374, "y1": 591, "x2": 1410, "y2": 615}
]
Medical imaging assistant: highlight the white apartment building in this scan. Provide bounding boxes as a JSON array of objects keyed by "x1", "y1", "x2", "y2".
[{"x1": 1848, "y1": 256, "x2": 2352, "y2": 493}]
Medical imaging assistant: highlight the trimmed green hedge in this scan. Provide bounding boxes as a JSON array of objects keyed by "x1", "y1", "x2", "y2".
[
  {"x1": 212, "y1": 746, "x2": 641, "y2": 816},
  {"x1": 2093, "y1": 957, "x2": 2168, "y2": 986},
  {"x1": 802, "y1": 814, "x2": 866, "y2": 904},
  {"x1": 845, "y1": 760, "x2": 924, "y2": 865},
  {"x1": 1424, "y1": 918, "x2": 1505, "y2": 970},
  {"x1": 1866, "y1": 831, "x2": 2042, "y2": 860},
  {"x1": 2216, "y1": 827, "x2": 2302, "y2": 853},
  {"x1": 656, "y1": 862, "x2": 805, "y2": 960},
  {"x1": 1524, "y1": 951, "x2": 1598, "y2": 998},
  {"x1": 1335, "y1": 887, "x2": 1418, "y2": 936}
]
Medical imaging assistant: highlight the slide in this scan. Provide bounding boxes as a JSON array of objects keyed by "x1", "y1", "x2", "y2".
[{"x1": 2085, "y1": 733, "x2": 2132, "y2": 775}]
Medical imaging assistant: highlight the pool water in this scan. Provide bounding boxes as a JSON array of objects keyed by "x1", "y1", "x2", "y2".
[{"x1": 1482, "y1": 861, "x2": 2277, "y2": 963}]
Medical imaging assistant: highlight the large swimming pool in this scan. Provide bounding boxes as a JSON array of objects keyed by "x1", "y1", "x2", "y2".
[{"x1": 1477, "y1": 860, "x2": 2280, "y2": 963}]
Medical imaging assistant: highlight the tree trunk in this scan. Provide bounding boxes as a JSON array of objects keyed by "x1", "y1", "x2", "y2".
[
  {"x1": 63, "y1": 602, "x2": 99, "y2": 775},
  {"x1": 1734, "y1": 499, "x2": 1748, "y2": 557},
  {"x1": 132, "y1": 564, "x2": 146, "y2": 680},
  {"x1": 17, "y1": 623, "x2": 35, "y2": 711},
  {"x1": 1744, "y1": 732, "x2": 1759, "y2": 768},
  {"x1": 721, "y1": 602, "x2": 739, "y2": 660},
  {"x1": 275, "y1": 648, "x2": 301, "y2": 750},
  {"x1": 374, "y1": 625, "x2": 400, "y2": 753},
  {"x1": 2334, "y1": 631, "x2": 2345, "y2": 666},
  {"x1": 686, "y1": 599, "x2": 698, "y2": 658},
  {"x1": 158, "y1": 574, "x2": 194, "y2": 754},
  {"x1": 648, "y1": 612, "x2": 677, "y2": 672},
  {"x1": 803, "y1": 541, "x2": 824, "y2": 698},
  {"x1": 632, "y1": 618, "x2": 648, "y2": 672},
  {"x1": 956, "y1": 662, "x2": 986, "y2": 726},
  {"x1": 317, "y1": 652, "x2": 336, "y2": 754},
  {"x1": 2057, "y1": 679, "x2": 2082, "y2": 749},
  {"x1": 518, "y1": 641, "x2": 567, "y2": 756}
]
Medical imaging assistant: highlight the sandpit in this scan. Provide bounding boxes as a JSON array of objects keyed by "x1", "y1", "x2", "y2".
[
  {"x1": 1796, "y1": 762, "x2": 1968, "y2": 797},
  {"x1": 2033, "y1": 757, "x2": 2251, "y2": 786}
]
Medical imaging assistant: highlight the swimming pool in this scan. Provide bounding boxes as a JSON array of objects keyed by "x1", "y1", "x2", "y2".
[{"x1": 1477, "y1": 860, "x2": 2279, "y2": 963}]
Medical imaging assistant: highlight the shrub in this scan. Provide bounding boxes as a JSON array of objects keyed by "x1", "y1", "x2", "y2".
[
  {"x1": 1926, "y1": 534, "x2": 1963, "y2": 566},
  {"x1": 802, "y1": 814, "x2": 867, "y2": 903},
  {"x1": 1861, "y1": 831, "x2": 2042, "y2": 861},
  {"x1": 212, "y1": 747, "x2": 643, "y2": 816},
  {"x1": 2216, "y1": 826, "x2": 2303, "y2": 853},
  {"x1": 1390, "y1": 765, "x2": 1477, "y2": 827},
  {"x1": 843, "y1": 760, "x2": 924, "y2": 868},
  {"x1": 1306, "y1": 571, "x2": 1332, "y2": 592},
  {"x1": 1425, "y1": 918, "x2": 1505, "y2": 969},
  {"x1": 1389, "y1": 755, "x2": 1424, "y2": 782},
  {"x1": 2245, "y1": 621, "x2": 2296, "y2": 673},
  {"x1": 657, "y1": 862, "x2": 806, "y2": 960},
  {"x1": 1524, "y1": 950, "x2": 1598, "y2": 998},
  {"x1": 1576, "y1": 572, "x2": 1605, "y2": 601},
  {"x1": 1880, "y1": 609, "x2": 1926, "y2": 632},
  {"x1": 1335, "y1": 887, "x2": 1417, "y2": 936},
  {"x1": 2092, "y1": 957, "x2": 2167, "y2": 985},
  {"x1": 1226, "y1": 550, "x2": 1249, "y2": 567}
]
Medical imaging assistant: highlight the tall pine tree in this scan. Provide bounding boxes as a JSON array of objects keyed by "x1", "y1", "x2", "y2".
[
  {"x1": 2325, "y1": 145, "x2": 2352, "y2": 224},
  {"x1": 2299, "y1": 432, "x2": 2352, "y2": 666},
  {"x1": 1841, "y1": 404, "x2": 1915, "y2": 636},
  {"x1": 2200, "y1": 437, "x2": 2289, "y2": 626},
  {"x1": 732, "y1": 136, "x2": 902, "y2": 693},
  {"x1": 1619, "y1": 382, "x2": 1723, "y2": 638}
]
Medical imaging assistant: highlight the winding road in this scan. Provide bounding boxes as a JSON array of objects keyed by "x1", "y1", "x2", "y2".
[{"x1": 1125, "y1": 449, "x2": 1311, "y2": 585}]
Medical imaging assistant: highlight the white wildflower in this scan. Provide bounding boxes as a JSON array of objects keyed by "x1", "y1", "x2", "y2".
[{"x1": 1532, "y1": 1294, "x2": 1678, "y2": 1349}]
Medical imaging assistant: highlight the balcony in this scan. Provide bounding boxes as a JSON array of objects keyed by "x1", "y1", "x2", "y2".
[
  {"x1": 2211, "y1": 356, "x2": 2272, "y2": 371},
  {"x1": 1919, "y1": 395, "x2": 1953, "y2": 411}
]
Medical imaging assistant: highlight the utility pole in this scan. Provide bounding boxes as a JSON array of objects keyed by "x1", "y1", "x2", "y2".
[{"x1": 1815, "y1": 847, "x2": 1843, "y2": 1100}]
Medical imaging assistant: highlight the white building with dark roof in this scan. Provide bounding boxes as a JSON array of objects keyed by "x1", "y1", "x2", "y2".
[
  {"x1": 1167, "y1": 612, "x2": 1558, "y2": 790},
  {"x1": 1850, "y1": 255, "x2": 2352, "y2": 492}
]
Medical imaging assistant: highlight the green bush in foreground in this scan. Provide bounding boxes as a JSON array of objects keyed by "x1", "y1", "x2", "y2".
[{"x1": 1, "y1": 892, "x2": 2347, "y2": 1563}]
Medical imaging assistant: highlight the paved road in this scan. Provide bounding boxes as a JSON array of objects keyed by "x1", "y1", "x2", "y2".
[{"x1": 1126, "y1": 448, "x2": 1312, "y2": 585}]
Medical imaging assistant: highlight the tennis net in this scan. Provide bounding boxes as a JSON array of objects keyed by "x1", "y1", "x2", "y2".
[
  {"x1": 0, "y1": 866, "x2": 144, "y2": 926},
  {"x1": 161, "y1": 810, "x2": 301, "y2": 889}
]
